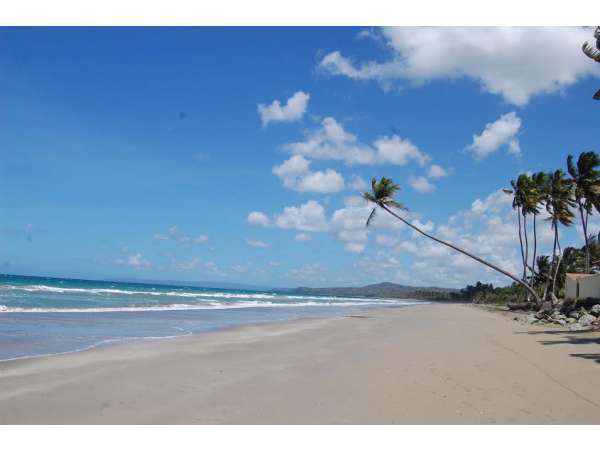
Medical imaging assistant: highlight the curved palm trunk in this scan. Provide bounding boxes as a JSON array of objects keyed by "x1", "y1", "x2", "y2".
[
  {"x1": 552, "y1": 232, "x2": 563, "y2": 299},
  {"x1": 517, "y1": 208, "x2": 526, "y2": 280},
  {"x1": 544, "y1": 221, "x2": 559, "y2": 304},
  {"x1": 523, "y1": 213, "x2": 529, "y2": 281},
  {"x1": 578, "y1": 203, "x2": 590, "y2": 273},
  {"x1": 531, "y1": 214, "x2": 538, "y2": 290},
  {"x1": 380, "y1": 204, "x2": 541, "y2": 305}
]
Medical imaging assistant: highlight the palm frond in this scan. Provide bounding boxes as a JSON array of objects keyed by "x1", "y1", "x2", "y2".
[
  {"x1": 366, "y1": 207, "x2": 377, "y2": 228},
  {"x1": 583, "y1": 42, "x2": 600, "y2": 62}
]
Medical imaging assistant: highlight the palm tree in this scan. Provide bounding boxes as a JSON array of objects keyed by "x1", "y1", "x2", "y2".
[
  {"x1": 504, "y1": 174, "x2": 541, "y2": 296},
  {"x1": 582, "y1": 26, "x2": 600, "y2": 100},
  {"x1": 543, "y1": 170, "x2": 576, "y2": 300},
  {"x1": 566, "y1": 151, "x2": 600, "y2": 273},
  {"x1": 503, "y1": 176, "x2": 528, "y2": 281},
  {"x1": 532, "y1": 255, "x2": 551, "y2": 289},
  {"x1": 363, "y1": 177, "x2": 541, "y2": 304},
  {"x1": 526, "y1": 172, "x2": 548, "y2": 288}
]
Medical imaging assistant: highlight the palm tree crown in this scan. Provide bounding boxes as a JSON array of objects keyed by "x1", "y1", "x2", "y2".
[
  {"x1": 362, "y1": 177, "x2": 405, "y2": 226},
  {"x1": 567, "y1": 151, "x2": 600, "y2": 272},
  {"x1": 545, "y1": 170, "x2": 576, "y2": 227}
]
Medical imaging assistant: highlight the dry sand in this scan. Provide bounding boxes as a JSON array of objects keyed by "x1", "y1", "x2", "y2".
[{"x1": 1, "y1": 303, "x2": 600, "y2": 424}]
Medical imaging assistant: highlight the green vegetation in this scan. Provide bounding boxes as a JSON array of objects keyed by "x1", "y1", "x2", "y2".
[{"x1": 286, "y1": 282, "x2": 458, "y2": 301}]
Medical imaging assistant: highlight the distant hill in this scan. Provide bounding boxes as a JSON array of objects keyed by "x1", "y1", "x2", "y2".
[{"x1": 278, "y1": 282, "x2": 458, "y2": 300}]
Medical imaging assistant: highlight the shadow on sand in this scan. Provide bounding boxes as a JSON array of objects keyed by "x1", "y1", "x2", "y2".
[{"x1": 517, "y1": 329, "x2": 600, "y2": 365}]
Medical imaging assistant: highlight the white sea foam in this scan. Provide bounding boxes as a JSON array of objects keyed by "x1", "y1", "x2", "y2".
[
  {"x1": 0, "y1": 283, "x2": 409, "y2": 304},
  {"x1": 0, "y1": 299, "x2": 421, "y2": 313}
]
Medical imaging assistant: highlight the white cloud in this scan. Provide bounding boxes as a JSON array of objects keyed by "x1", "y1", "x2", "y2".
[
  {"x1": 115, "y1": 253, "x2": 150, "y2": 269},
  {"x1": 375, "y1": 234, "x2": 397, "y2": 246},
  {"x1": 374, "y1": 135, "x2": 430, "y2": 166},
  {"x1": 275, "y1": 200, "x2": 329, "y2": 232},
  {"x1": 408, "y1": 175, "x2": 435, "y2": 193},
  {"x1": 345, "y1": 242, "x2": 366, "y2": 253},
  {"x1": 294, "y1": 233, "x2": 312, "y2": 241},
  {"x1": 348, "y1": 175, "x2": 368, "y2": 191},
  {"x1": 395, "y1": 241, "x2": 418, "y2": 253},
  {"x1": 247, "y1": 211, "x2": 271, "y2": 227},
  {"x1": 284, "y1": 117, "x2": 429, "y2": 166},
  {"x1": 246, "y1": 239, "x2": 271, "y2": 248},
  {"x1": 273, "y1": 155, "x2": 345, "y2": 193},
  {"x1": 428, "y1": 164, "x2": 447, "y2": 178},
  {"x1": 257, "y1": 91, "x2": 310, "y2": 126},
  {"x1": 318, "y1": 27, "x2": 600, "y2": 105},
  {"x1": 508, "y1": 139, "x2": 521, "y2": 156},
  {"x1": 153, "y1": 226, "x2": 207, "y2": 245},
  {"x1": 467, "y1": 112, "x2": 522, "y2": 160},
  {"x1": 329, "y1": 196, "x2": 414, "y2": 253},
  {"x1": 295, "y1": 169, "x2": 345, "y2": 193}
]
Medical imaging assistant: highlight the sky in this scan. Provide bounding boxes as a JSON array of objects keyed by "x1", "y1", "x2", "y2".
[{"x1": 1, "y1": 26, "x2": 599, "y2": 288}]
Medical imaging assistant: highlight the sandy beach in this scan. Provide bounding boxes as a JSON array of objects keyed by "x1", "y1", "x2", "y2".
[{"x1": 1, "y1": 303, "x2": 600, "y2": 424}]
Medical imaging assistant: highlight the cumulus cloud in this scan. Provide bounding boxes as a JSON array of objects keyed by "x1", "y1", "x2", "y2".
[
  {"x1": 272, "y1": 155, "x2": 345, "y2": 193},
  {"x1": 318, "y1": 27, "x2": 600, "y2": 105},
  {"x1": 153, "y1": 226, "x2": 207, "y2": 244},
  {"x1": 247, "y1": 211, "x2": 271, "y2": 227},
  {"x1": 329, "y1": 196, "x2": 413, "y2": 253},
  {"x1": 284, "y1": 117, "x2": 429, "y2": 166},
  {"x1": 374, "y1": 135, "x2": 430, "y2": 166},
  {"x1": 115, "y1": 253, "x2": 150, "y2": 268},
  {"x1": 408, "y1": 175, "x2": 436, "y2": 193},
  {"x1": 246, "y1": 239, "x2": 272, "y2": 248},
  {"x1": 257, "y1": 91, "x2": 310, "y2": 126},
  {"x1": 275, "y1": 200, "x2": 329, "y2": 232},
  {"x1": 428, "y1": 164, "x2": 448, "y2": 178},
  {"x1": 248, "y1": 196, "x2": 417, "y2": 255},
  {"x1": 467, "y1": 112, "x2": 522, "y2": 160}
]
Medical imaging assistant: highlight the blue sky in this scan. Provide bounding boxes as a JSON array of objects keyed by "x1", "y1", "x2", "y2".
[{"x1": 1, "y1": 27, "x2": 599, "y2": 288}]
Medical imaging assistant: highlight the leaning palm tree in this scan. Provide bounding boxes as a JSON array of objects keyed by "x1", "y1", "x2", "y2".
[
  {"x1": 363, "y1": 177, "x2": 541, "y2": 304},
  {"x1": 566, "y1": 151, "x2": 600, "y2": 273},
  {"x1": 543, "y1": 170, "x2": 576, "y2": 300}
]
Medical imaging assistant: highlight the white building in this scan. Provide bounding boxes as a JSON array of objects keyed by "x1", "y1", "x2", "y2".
[{"x1": 565, "y1": 273, "x2": 600, "y2": 299}]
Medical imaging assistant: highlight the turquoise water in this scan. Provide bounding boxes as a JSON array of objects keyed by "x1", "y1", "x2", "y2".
[{"x1": 0, "y1": 274, "x2": 423, "y2": 361}]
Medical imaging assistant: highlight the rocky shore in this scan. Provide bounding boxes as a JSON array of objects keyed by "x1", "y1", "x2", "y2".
[{"x1": 515, "y1": 302, "x2": 600, "y2": 331}]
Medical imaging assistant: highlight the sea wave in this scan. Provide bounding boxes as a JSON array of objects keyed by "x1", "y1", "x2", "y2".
[
  {"x1": 0, "y1": 283, "x2": 405, "y2": 303},
  {"x1": 0, "y1": 299, "x2": 420, "y2": 313}
]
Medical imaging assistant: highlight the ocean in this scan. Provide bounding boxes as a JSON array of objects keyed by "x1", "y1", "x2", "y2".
[{"x1": 0, "y1": 274, "x2": 424, "y2": 361}]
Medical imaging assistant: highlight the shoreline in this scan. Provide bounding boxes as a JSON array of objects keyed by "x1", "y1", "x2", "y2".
[
  {"x1": 1, "y1": 303, "x2": 600, "y2": 424},
  {"x1": 0, "y1": 302, "x2": 427, "y2": 363}
]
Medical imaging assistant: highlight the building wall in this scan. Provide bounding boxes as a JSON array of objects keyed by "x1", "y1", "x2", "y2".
[
  {"x1": 565, "y1": 277, "x2": 578, "y2": 299},
  {"x1": 566, "y1": 274, "x2": 600, "y2": 299},
  {"x1": 578, "y1": 274, "x2": 600, "y2": 299}
]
